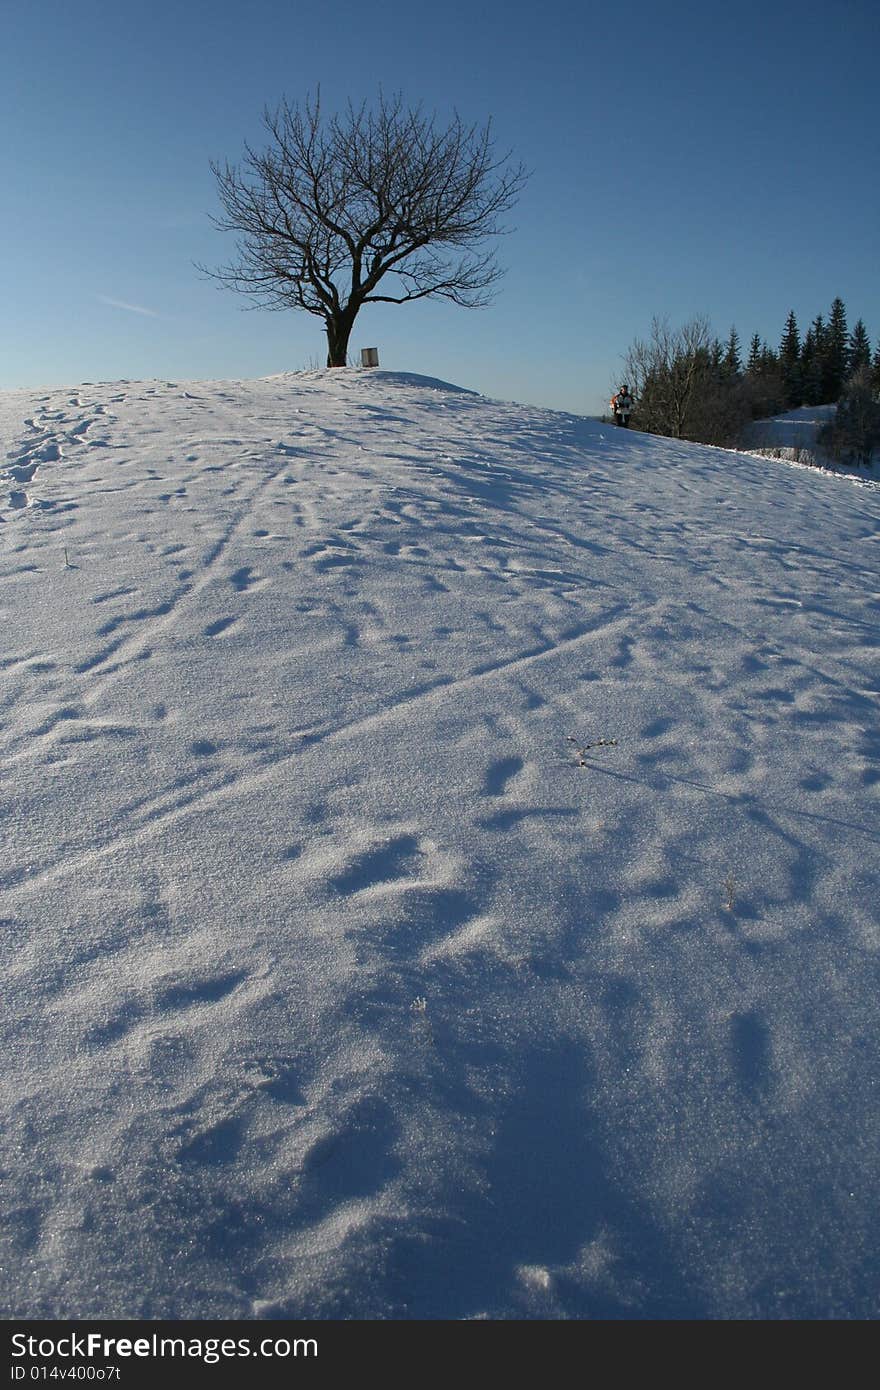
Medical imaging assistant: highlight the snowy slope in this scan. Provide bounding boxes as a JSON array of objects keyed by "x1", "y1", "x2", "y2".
[
  {"x1": 743, "y1": 403, "x2": 838, "y2": 452},
  {"x1": 1, "y1": 369, "x2": 879, "y2": 1319},
  {"x1": 738, "y1": 404, "x2": 880, "y2": 480}
]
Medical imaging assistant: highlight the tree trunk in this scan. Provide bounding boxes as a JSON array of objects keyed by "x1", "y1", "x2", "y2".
[{"x1": 325, "y1": 311, "x2": 355, "y2": 367}]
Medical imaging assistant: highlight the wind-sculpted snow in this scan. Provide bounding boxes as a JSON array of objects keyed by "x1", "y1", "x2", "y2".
[{"x1": 1, "y1": 369, "x2": 878, "y2": 1318}]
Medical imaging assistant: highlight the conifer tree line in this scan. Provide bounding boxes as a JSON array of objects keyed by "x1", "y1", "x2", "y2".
[
  {"x1": 621, "y1": 298, "x2": 880, "y2": 460},
  {"x1": 745, "y1": 298, "x2": 879, "y2": 415}
]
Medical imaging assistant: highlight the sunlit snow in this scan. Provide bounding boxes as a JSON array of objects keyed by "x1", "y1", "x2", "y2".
[{"x1": 1, "y1": 369, "x2": 878, "y2": 1318}]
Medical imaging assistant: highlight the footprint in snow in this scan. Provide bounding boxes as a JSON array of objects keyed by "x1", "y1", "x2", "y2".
[
  {"x1": 481, "y1": 755, "x2": 524, "y2": 797},
  {"x1": 204, "y1": 615, "x2": 238, "y2": 637},
  {"x1": 154, "y1": 970, "x2": 248, "y2": 1010},
  {"x1": 177, "y1": 1115, "x2": 244, "y2": 1167},
  {"x1": 300, "y1": 1096, "x2": 400, "y2": 1202},
  {"x1": 7, "y1": 462, "x2": 38, "y2": 483},
  {"x1": 250, "y1": 1057, "x2": 304, "y2": 1105},
  {"x1": 330, "y1": 833, "x2": 423, "y2": 895},
  {"x1": 190, "y1": 739, "x2": 219, "y2": 758},
  {"x1": 229, "y1": 565, "x2": 265, "y2": 592}
]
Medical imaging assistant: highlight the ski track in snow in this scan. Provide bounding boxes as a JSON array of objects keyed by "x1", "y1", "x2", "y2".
[{"x1": 1, "y1": 369, "x2": 879, "y2": 1320}]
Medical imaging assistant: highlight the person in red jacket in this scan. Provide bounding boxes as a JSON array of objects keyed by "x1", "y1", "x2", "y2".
[{"x1": 610, "y1": 384, "x2": 634, "y2": 427}]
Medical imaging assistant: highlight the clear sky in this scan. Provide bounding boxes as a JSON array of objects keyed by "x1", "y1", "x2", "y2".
[{"x1": 2, "y1": 0, "x2": 877, "y2": 415}]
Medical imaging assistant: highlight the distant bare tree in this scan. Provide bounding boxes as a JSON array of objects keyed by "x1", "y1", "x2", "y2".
[
  {"x1": 200, "y1": 90, "x2": 528, "y2": 367},
  {"x1": 623, "y1": 316, "x2": 713, "y2": 439}
]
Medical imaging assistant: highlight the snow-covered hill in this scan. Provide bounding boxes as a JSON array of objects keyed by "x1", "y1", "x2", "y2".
[
  {"x1": 739, "y1": 403, "x2": 880, "y2": 478},
  {"x1": 2, "y1": 369, "x2": 878, "y2": 1319},
  {"x1": 743, "y1": 403, "x2": 838, "y2": 452}
]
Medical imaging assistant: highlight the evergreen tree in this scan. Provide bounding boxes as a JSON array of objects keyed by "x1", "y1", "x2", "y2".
[
  {"x1": 818, "y1": 367, "x2": 880, "y2": 467},
  {"x1": 709, "y1": 338, "x2": 725, "y2": 374},
  {"x1": 622, "y1": 304, "x2": 878, "y2": 444},
  {"x1": 760, "y1": 343, "x2": 779, "y2": 373},
  {"x1": 849, "y1": 319, "x2": 872, "y2": 376},
  {"x1": 743, "y1": 336, "x2": 783, "y2": 419},
  {"x1": 802, "y1": 315, "x2": 826, "y2": 405},
  {"x1": 779, "y1": 309, "x2": 802, "y2": 407},
  {"x1": 824, "y1": 297, "x2": 849, "y2": 400},
  {"x1": 723, "y1": 326, "x2": 742, "y2": 378}
]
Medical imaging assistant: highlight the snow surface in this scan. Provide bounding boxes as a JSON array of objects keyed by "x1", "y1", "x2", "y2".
[
  {"x1": 742, "y1": 403, "x2": 838, "y2": 452},
  {"x1": 739, "y1": 405, "x2": 879, "y2": 486},
  {"x1": 1, "y1": 368, "x2": 879, "y2": 1319}
]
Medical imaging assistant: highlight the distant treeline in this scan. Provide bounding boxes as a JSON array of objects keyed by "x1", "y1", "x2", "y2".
[
  {"x1": 741, "y1": 298, "x2": 879, "y2": 416},
  {"x1": 621, "y1": 299, "x2": 880, "y2": 463}
]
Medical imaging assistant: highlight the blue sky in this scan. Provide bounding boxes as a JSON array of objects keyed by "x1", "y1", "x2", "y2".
[{"x1": 2, "y1": 0, "x2": 877, "y2": 414}]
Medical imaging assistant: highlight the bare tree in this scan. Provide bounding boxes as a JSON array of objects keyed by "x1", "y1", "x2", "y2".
[
  {"x1": 623, "y1": 316, "x2": 713, "y2": 439},
  {"x1": 200, "y1": 91, "x2": 528, "y2": 367}
]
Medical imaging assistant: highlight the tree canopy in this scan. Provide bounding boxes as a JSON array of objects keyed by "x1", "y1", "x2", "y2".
[{"x1": 201, "y1": 91, "x2": 528, "y2": 366}]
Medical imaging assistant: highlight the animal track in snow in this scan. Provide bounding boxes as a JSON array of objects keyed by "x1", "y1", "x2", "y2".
[
  {"x1": 204, "y1": 616, "x2": 239, "y2": 637},
  {"x1": 92, "y1": 585, "x2": 139, "y2": 605},
  {"x1": 153, "y1": 970, "x2": 249, "y2": 1011},
  {"x1": 300, "y1": 1096, "x2": 400, "y2": 1202},
  {"x1": 85, "y1": 970, "x2": 250, "y2": 1050},
  {"x1": 67, "y1": 418, "x2": 94, "y2": 438},
  {"x1": 248, "y1": 1056, "x2": 304, "y2": 1105},
  {"x1": 8, "y1": 462, "x2": 38, "y2": 483},
  {"x1": 320, "y1": 827, "x2": 491, "y2": 969},
  {"x1": 229, "y1": 565, "x2": 269, "y2": 592},
  {"x1": 642, "y1": 716, "x2": 674, "y2": 739},
  {"x1": 191, "y1": 740, "x2": 219, "y2": 758},
  {"x1": 177, "y1": 1116, "x2": 244, "y2": 1167},
  {"x1": 482, "y1": 755, "x2": 525, "y2": 796},
  {"x1": 330, "y1": 833, "x2": 424, "y2": 895}
]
